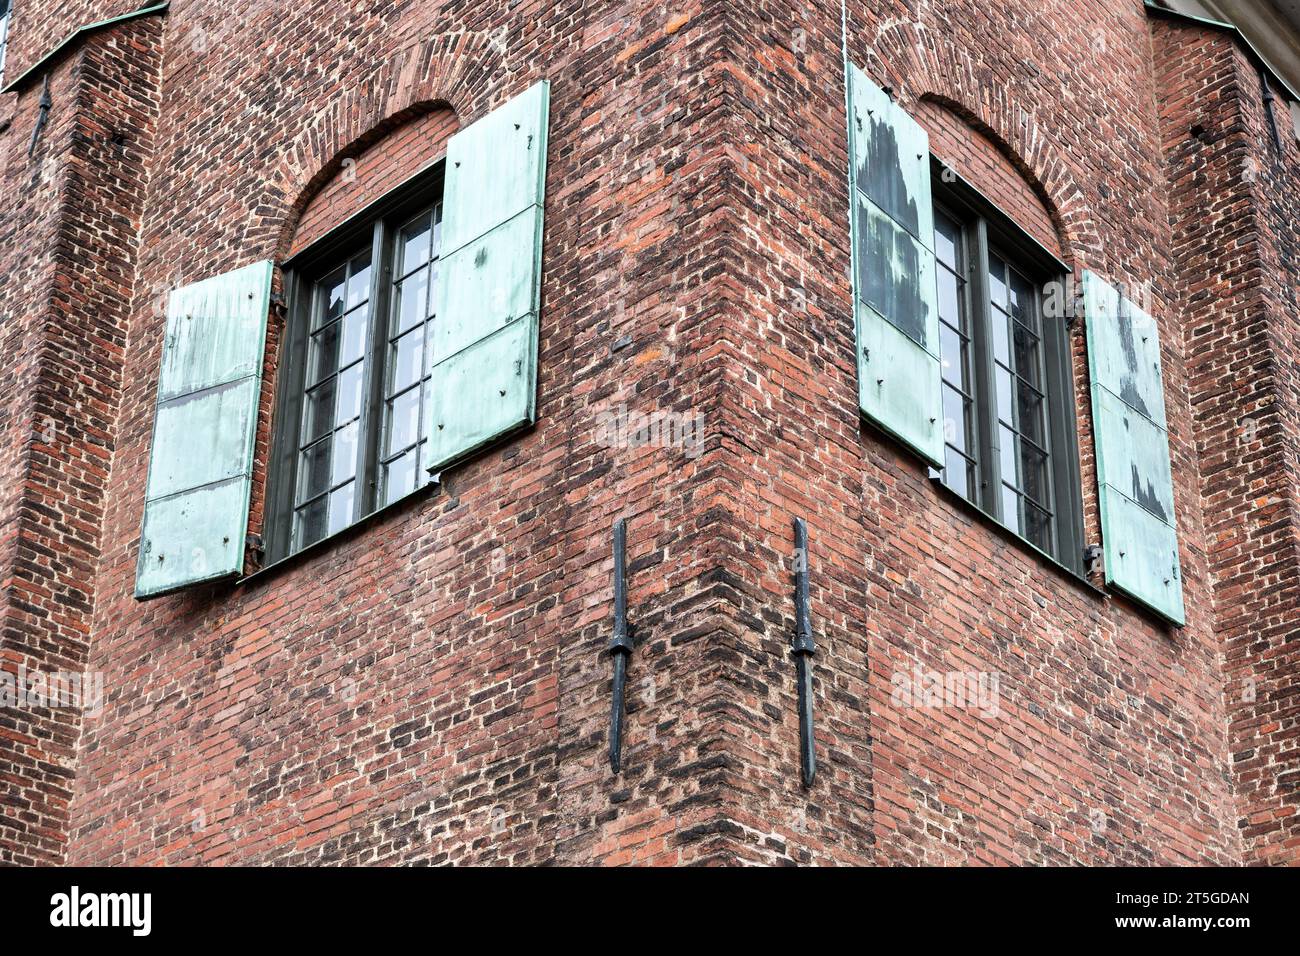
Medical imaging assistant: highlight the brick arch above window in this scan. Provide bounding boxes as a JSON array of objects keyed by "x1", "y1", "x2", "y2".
[
  {"x1": 913, "y1": 96, "x2": 1069, "y2": 263},
  {"x1": 286, "y1": 107, "x2": 460, "y2": 259}
]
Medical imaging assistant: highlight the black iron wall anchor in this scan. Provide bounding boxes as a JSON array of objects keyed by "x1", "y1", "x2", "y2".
[
  {"x1": 29, "y1": 75, "x2": 52, "y2": 158},
  {"x1": 792, "y1": 517, "x2": 817, "y2": 788},
  {"x1": 607, "y1": 518, "x2": 635, "y2": 773}
]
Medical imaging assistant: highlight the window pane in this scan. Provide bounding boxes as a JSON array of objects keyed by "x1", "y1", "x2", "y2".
[
  {"x1": 995, "y1": 364, "x2": 1013, "y2": 425},
  {"x1": 395, "y1": 267, "x2": 429, "y2": 335},
  {"x1": 386, "y1": 386, "x2": 421, "y2": 455},
  {"x1": 999, "y1": 424, "x2": 1018, "y2": 486},
  {"x1": 297, "y1": 438, "x2": 331, "y2": 503},
  {"x1": 328, "y1": 482, "x2": 355, "y2": 536},
  {"x1": 934, "y1": 211, "x2": 960, "y2": 270},
  {"x1": 308, "y1": 320, "x2": 340, "y2": 385},
  {"x1": 936, "y1": 267, "x2": 961, "y2": 330},
  {"x1": 383, "y1": 446, "x2": 419, "y2": 506},
  {"x1": 1016, "y1": 379, "x2": 1045, "y2": 447},
  {"x1": 1008, "y1": 269, "x2": 1037, "y2": 330},
  {"x1": 988, "y1": 255, "x2": 1008, "y2": 311},
  {"x1": 942, "y1": 383, "x2": 968, "y2": 456},
  {"x1": 1001, "y1": 484, "x2": 1021, "y2": 534},
  {"x1": 1012, "y1": 321, "x2": 1040, "y2": 387},
  {"x1": 944, "y1": 446, "x2": 973, "y2": 501},
  {"x1": 391, "y1": 327, "x2": 424, "y2": 394},
  {"x1": 940, "y1": 323, "x2": 964, "y2": 383},
  {"x1": 295, "y1": 497, "x2": 328, "y2": 548},
  {"x1": 332, "y1": 421, "x2": 359, "y2": 486},
  {"x1": 319, "y1": 267, "x2": 346, "y2": 326},
  {"x1": 400, "y1": 213, "x2": 432, "y2": 273},
  {"x1": 340, "y1": 305, "x2": 369, "y2": 367},
  {"x1": 1020, "y1": 442, "x2": 1050, "y2": 507},
  {"x1": 303, "y1": 378, "x2": 336, "y2": 444},
  {"x1": 991, "y1": 309, "x2": 1010, "y2": 366},
  {"x1": 347, "y1": 251, "x2": 372, "y2": 310},
  {"x1": 1024, "y1": 499, "x2": 1053, "y2": 552},
  {"x1": 336, "y1": 362, "x2": 364, "y2": 424}
]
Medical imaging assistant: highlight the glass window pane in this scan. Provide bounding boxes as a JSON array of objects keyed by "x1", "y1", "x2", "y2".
[
  {"x1": 1012, "y1": 321, "x2": 1040, "y2": 386},
  {"x1": 386, "y1": 386, "x2": 422, "y2": 455},
  {"x1": 391, "y1": 327, "x2": 424, "y2": 394},
  {"x1": 940, "y1": 323, "x2": 963, "y2": 383},
  {"x1": 303, "y1": 377, "x2": 336, "y2": 444},
  {"x1": 319, "y1": 267, "x2": 346, "y2": 326},
  {"x1": 1009, "y1": 269, "x2": 1037, "y2": 329},
  {"x1": 942, "y1": 383, "x2": 968, "y2": 455},
  {"x1": 394, "y1": 267, "x2": 429, "y2": 335},
  {"x1": 332, "y1": 421, "x2": 359, "y2": 486},
  {"x1": 988, "y1": 255, "x2": 1008, "y2": 311},
  {"x1": 991, "y1": 309, "x2": 1010, "y2": 367},
  {"x1": 383, "y1": 447, "x2": 418, "y2": 506},
  {"x1": 1019, "y1": 442, "x2": 1050, "y2": 507},
  {"x1": 936, "y1": 267, "x2": 961, "y2": 330},
  {"x1": 295, "y1": 497, "x2": 328, "y2": 548},
  {"x1": 328, "y1": 482, "x2": 355, "y2": 536},
  {"x1": 999, "y1": 424, "x2": 1018, "y2": 486},
  {"x1": 1024, "y1": 499, "x2": 1053, "y2": 552},
  {"x1": 943, "y1": 446, "x2": 972, "y2": 501},
  {"x1": 1001, "y1": 484, "x2": 1021, "y2": 536},
  {"x1": 347, "y1": 251, "x2": 371, "y2": 310},
  {"x1": 934, "y1": 211, "x2": 960, "y2": 270},
  {"x1": 400, "y1": 213, "x2": 432, "y2": 273},
  {"x1": 308, "y1": 319, "x2": 340, "y2": 385},
  {"x1": 1016, "y1": 379, "x2": 1045, "y2": 447},
  {"x1": 340, "y1": 305, "x2": 369, "y2": 367},
  {"x1": 336, "y1": 362, "x2": 364, "y2": 423},
  {"x1": 995, "y1": 365, "x2": 1013, "y2": 425},
  {"x1": 297, "y1": 438, "x2": 331, "y2": 503}
]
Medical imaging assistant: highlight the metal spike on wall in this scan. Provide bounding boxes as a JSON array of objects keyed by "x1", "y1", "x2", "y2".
[
  {"x1": 792, "y1": 517, "x2": 817, "y2": 788},
  {"x1": 607, "y1": 518, "x2": 634, "y2": 773}
]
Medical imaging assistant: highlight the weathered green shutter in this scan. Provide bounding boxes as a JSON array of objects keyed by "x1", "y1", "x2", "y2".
[
  {"x1": 846, "y1": 63, "x2": 943, "y2": 467},
  {"x1": 1083, "y1": 270, "x2": 1184, "y2": 625},
  {"x1": 424, "y1": 80, "x2": 549, "y2": 474},
  {"x1": 135, "y1": 261, "x2": 273, "y2": 599}
]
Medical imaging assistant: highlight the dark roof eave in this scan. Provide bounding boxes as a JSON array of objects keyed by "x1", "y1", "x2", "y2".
[
  {"x1": 1144, "y1": 1, "x2": 1300, "y2": 103},
  {"x1": 1, "y1": 3, "x2": 170, "y2": 95}
]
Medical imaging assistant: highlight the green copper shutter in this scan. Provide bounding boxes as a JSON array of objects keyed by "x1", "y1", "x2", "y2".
[
  {"x1": 846, "y1": 63, "x2": 943, "y2": 467},
  {"x1": 1082, "y1": 270, "x2": 1184, "y2": 625},
  {"x1": 135, "y1": 261, "x2": 273, "y2": 599},
  {"x1": 424, "y1": 80, "x2": 549, "y2": 475}
]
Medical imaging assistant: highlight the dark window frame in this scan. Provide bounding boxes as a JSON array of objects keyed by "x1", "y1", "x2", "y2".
[
  {"x1": 0, "y1": 0, "x2": 12, "y2": 82},
  {"x1": 266, "y1": 161, "x2": 446, "y2": 563},
  {"x1": 929, "y1": 162, "x2": 1086, "y2": 574}
]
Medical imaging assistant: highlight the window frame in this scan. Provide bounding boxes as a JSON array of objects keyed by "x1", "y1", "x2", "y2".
[
  {"x1": 0, "y1": 0, "x2": 12, "y2": 82},
  {"x1": 929, "y1": 162, "x2": 1087, "y2": 575},
  {"x1": 266, "y1": 161, "x2": 446, "y2": 563}
]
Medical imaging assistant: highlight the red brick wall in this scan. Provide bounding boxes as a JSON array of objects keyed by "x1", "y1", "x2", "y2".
[
  {"x1": 702, "y1": 0, "x2": 1237, "y2": 864},
  {"x1": 0, "y1": 0, "x2": 1294, "y2": 866},
  {"x1": 0, "y1": 14, "x2": 163, "y2": 864},
  {"x1": 1154, "y1": 18, "x2": 1300, "y2": 864}
]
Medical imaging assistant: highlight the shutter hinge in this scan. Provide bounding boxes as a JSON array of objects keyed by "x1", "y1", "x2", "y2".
[
  {"x1": 1083, "y1": 543, "x2": 1103, "y2": 576},
  {"x1": 246, "y1": 532, "x2": 265, "y2": 559},
  {"x1": 269, "y1": 291, "x2": 288, "y2": 316}
]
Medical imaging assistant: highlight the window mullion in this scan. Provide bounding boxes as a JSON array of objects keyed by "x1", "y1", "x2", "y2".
[
  {"x1": 968, "y1": 217, "x2": 1001, "y2": 518},
  {"x1": 356, "y1": 220, "x2": 391, "y2": 521}
]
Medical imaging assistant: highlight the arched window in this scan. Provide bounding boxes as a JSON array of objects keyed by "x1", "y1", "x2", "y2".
[{"x1": 270, "y1": 164, "x2": 447, "y2": 555}]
